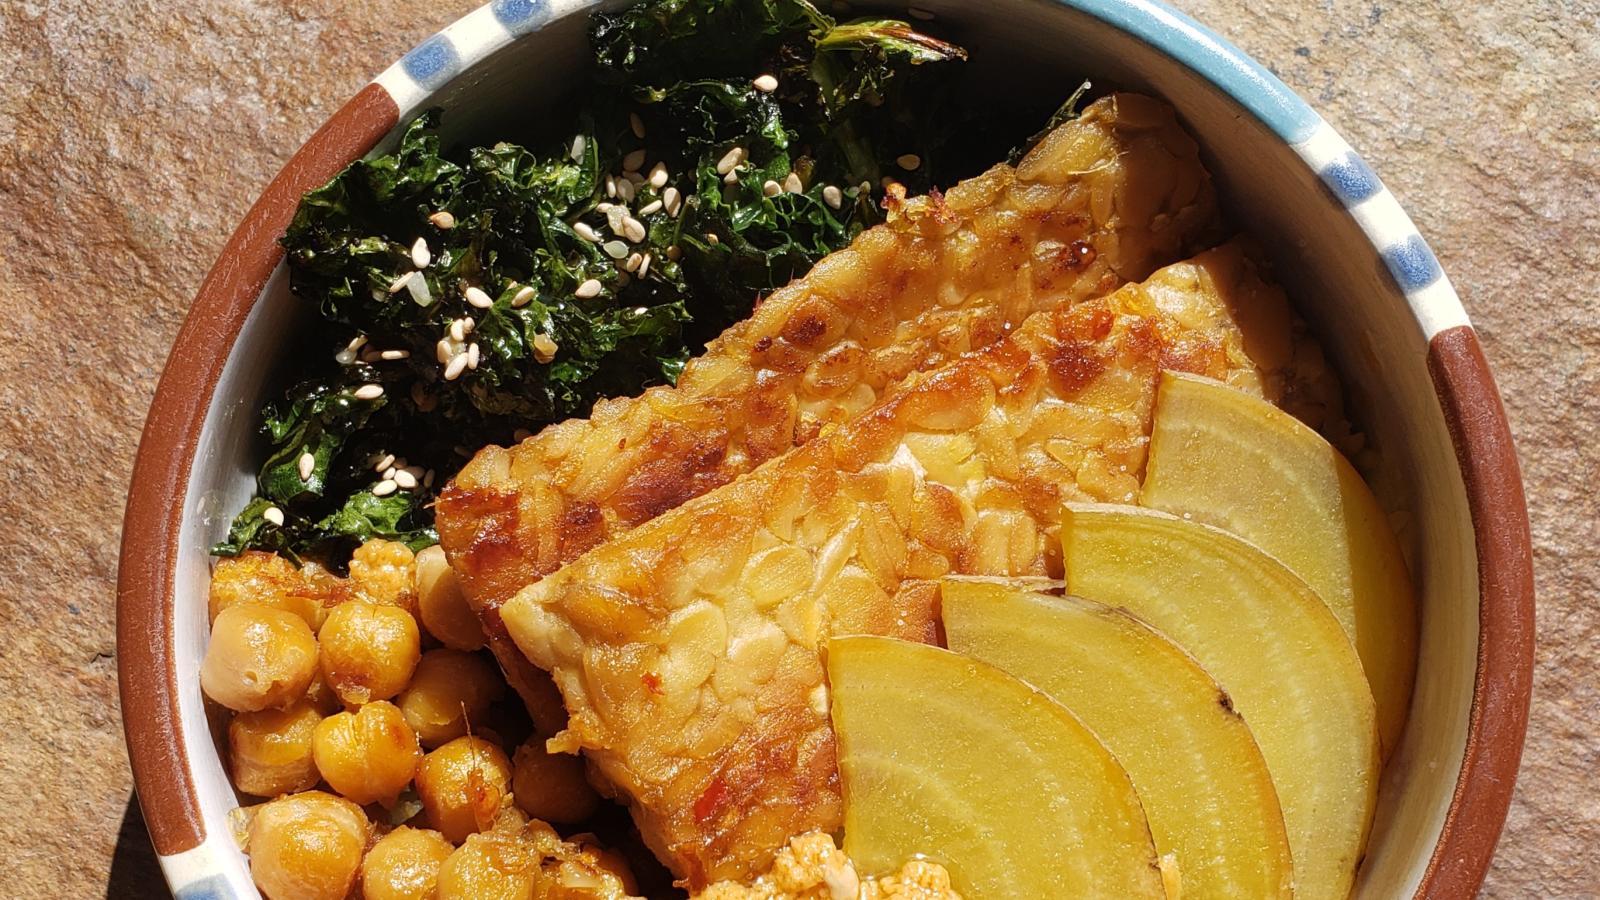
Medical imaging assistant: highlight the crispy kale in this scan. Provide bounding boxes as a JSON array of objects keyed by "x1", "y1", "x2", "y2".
[{"x1": 218, "y1": 0, "x2": 971, "y2": 563}]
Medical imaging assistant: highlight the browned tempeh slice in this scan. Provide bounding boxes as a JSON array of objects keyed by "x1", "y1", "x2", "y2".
[
  {"x1": 436, "y1": 94, "x2": 1221, "y2": 722},
  {"x1": 501, "y1": 241, "x2": 1341, "y2": 886}
]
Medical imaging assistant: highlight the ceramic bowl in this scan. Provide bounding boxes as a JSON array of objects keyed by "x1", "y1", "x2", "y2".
[{"x1": 117, "y1": 1, "x2": 1534, "y2": 897}]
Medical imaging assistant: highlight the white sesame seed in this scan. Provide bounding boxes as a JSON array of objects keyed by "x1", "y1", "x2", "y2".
[
  {"x1": 637, "y1": 253, "x2": 652, "y2": 279},
  {"x1": 723, "y1": 169, "x2": 739, "y2": 185},
  {"x1": 335, "y1": 349, "x2": 357, "y2": 365},
  {"x1": 370, "y1": 287, "x2": 386, "y2": 302},
  {"x1": 622, "y1": 148, "x2": 647, "y2": 172},
  {"x1": 638, "y1": 199, "x2": 663, "y2": 216},
  {"x1": 428, "y1": 210, "x2": 456, "y2": 229},
  {"x1": 783, "y1": 172, "x2": 804, "y2": 193},
  {"x1": 423, "y1": 469, "x2": 436, "y2": 488},
  {"x1": 762, "y1": 179, "x2": 782, "y2": 197},
  {"x1": 511, "y1": 285, "x2": 535, "y2": 308},
  {"x1": 605, "y1": 205, "x2": 626, "y2": 232},
  {"x1": 605, "y1": 175, "x2": 617, "y2": 198},
  {"x1": 753, "y1": 74, "x2": 779, "y2": 92},
  {"x1": 464, "y1": 286, "x2": 494, "y2": 309},
  {"x1": 435, "y1": 339, "x2": 454, "y2": 364},
  {"x1": 449, "y1": 319, "x2": 466, "y2": 342},
  {"x1": 623, "y1": 252, "x2": 642, "y2": 273},
  {"x1": 602, "y1": 240, "x2": 629, "y2": 259},
  {"x1": 353, "y1": 384, "x2": 384, "y2": 401},
  {"x1": 596, "y1": 201, "x2": 613, "y2": 212},
  {"x1": 443, "y1": 353, "x2": 468, "y2": 381},
  {"x1": 372, "y1": 453, "x2": 395, "y2": 473},
  {"x1": 896, "y1": 153, "x2": 922, "y2": 171},
  {"x1": 822, "y1": 185, "x2": 843, "y2": 209},
  {"x1": 622, "y1": 216, "x2": 647, "y2": 243},
  {"x1": 569, "y1": 134, "x2": 586, "y2": 161},
  {"x1": 532, "y1": 333, "x2": 558, "y2": 364},
  {"x1": 406, "y1": 273, "x2": 433, "y2": 306},
  {"x1": 615, "y1": 178, "x2": 636, "y2": 202},
  {"x1": 297, "y1": 452, "x2": 315, "y2": 482},
  {"x1": 575, "y1": 278, "x2": 603, "y2": 298},
  {"x1": 630, "y1": 112, "x2": 646, "y2": 139},
  {"x1": 467, "y1": 342, "x2": 480, "y2": 370},
  {"x1": 380, "y1": 349, "x2": 409, "y2": 360},
  {"x1": 382, "y1": 465, "x2": 397, "y2": 480},
  {"x1": 574, "y1": 221, "x2": 600, "y2": 242},
  {"x1": 372, "y1": 479, "x2": 399, "y2": 497},
  {"x1": 715, "y1": 146, "x2": 745, "y2": 176},
  {"x1": 859, "y1": 180, "x2": 872, "y2": 192},
  {"x1": 462, "y1": 317, "x2": 475, "y2": 334},
  {"x1": 648, "y1": 162, "x2": 669, "y2": 189},
  {"x1": 633, "y1": 306, "x2": 648, "y2": 315},
  {"x1": 706, "y1": 233, "x2": 720, "y2": 245},
  {"x1": 908, "y1": 6, "x2": 934, "y2": 19},
  {"x1": 263, "y1": 506, "x2": 285, "y2": 526},
  {"x1": 410, "y1": 237, "x2": 431, "y2": 268},
  {"x1": 387, "y1": 271, "x2": 415, "y2": 293},
  {"x1": 663, "y1": 186, "x2": 681, "y2": 215},
  {"x1": 393, "y1": 469, "x2": 418, "y2": 489}
]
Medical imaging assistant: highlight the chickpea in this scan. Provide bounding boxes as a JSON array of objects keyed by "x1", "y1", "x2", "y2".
[
  {"x1": 417, "y1": 736, "x2": 513, "y2": 843},
  {"x1": 510, "y1": 738, "x2": 600, "y2": 824},
  {"x1": 435, "y1": 829, "x2": 537, "y2": 900},
  {"x1": 350, "y1": 539, "x2": 418, "y2": 614},
  {"x1": 397, "y1": 650, "x2": 505, "y2": 747},
  {"x1": 248, "y1": 791, "x2": 370, "y2": 900},
  {"x1": 319, "y1": 600, "x2": 420, "y2": 705},
  {"x1": 360, "y1": 825, "x2": 454, "y2": 900},
  {"x1": 312, "y1": 701, "x2": 422, "y2": 806},
  {"x1": 414, "y1": 545, "x2": 485, "y2": 651},
  {"x1": 229, "y1": 700, "x2": 322, "y2": 797},
  {"x1": 202, "y1": 603, "x2": 318, "y2": 712}
]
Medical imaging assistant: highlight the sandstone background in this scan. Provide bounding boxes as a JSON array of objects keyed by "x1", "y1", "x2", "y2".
[{"x1": 0, "y1": 0, "x2": 1592, "y2": 895}]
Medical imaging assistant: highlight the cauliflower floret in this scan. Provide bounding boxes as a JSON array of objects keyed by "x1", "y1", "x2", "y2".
[{"x1": 692, "y1": 832, "x2": 960, "y2": 900}]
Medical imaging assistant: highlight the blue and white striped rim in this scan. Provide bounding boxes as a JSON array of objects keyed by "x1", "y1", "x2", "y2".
[{"x1": 373, "y1": 0, "x2": 1469, "y2": 342}]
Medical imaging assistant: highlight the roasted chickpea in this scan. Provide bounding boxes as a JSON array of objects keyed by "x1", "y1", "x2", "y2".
[
  {"x1": 417, "y1": 736, "x2": 513, "y2": 843},
  {"x1": 360, "y1": 825, "x2": 454, "y2": 900},
  {"x1": 350, "y1": 539, "x2": 418, "y2": 614},
  {"x1": 229, "y1": 700, "x2": 322, "y2": 797},
  {"x1": 510, "y1": 738, "x2": 600, "y2": 824},
  {"x1": 319, "y1": 600, "x2": 421, "y2": 705},
  {"x1": 202, "y1": 603, "x2": 318, "y2": 712},
  {"x1": 311, "y1": 700, "x2": 422, "y2": 806},
  {"x1": 248, "y1": 791, "x2": 371, "y2": 900},
  {"x1": 435, "y1": 829, "x2": 537, "y2": 900},
  {"x1": 397, "y1": 650, "x2": 505, "y2": 747},
  {"x1": 414, "y1": 545, "x2": 485, "y2": 651}
]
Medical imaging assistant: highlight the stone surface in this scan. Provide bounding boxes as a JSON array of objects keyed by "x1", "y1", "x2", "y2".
[{"x1": 0, "y1": 0, "x2": 1591, "y2": 896}]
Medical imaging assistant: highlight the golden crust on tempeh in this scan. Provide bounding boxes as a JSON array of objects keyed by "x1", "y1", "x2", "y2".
[
  {"x1": 501, "y1": 240, "x2": 1338, "y2": 886},
  {"x1": 436, "y1": 93, "x2": 1221, "y2": 717}
]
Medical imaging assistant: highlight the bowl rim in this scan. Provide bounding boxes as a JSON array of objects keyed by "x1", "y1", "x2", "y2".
[{"x1": 115, "y1": 1, "x2": 1534, "y2": 897}]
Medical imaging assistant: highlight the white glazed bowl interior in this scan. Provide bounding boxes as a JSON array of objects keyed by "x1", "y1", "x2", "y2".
[{"x1": 170, "y1": 2, "x2": 1477, "y2": 896}]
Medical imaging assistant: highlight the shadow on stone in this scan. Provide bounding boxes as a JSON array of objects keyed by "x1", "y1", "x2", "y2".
[{"x1": 107, "y1": 793, "x2": 169, "y2": 899}]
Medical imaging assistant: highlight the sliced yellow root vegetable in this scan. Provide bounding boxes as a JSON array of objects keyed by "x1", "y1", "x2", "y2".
[
  {"x1": 1063, "y1": 504, "x2": 1379, "y2": 900},
  {"x1": 1141, "y1": 370, "x2": 1417, "y2": 755},
  {"x1": 942, "y1": 580, "x2": 1294, "y2": 899},
  {"x1": 827, "y1": 635, "x2": 1164, "y2": 900}
]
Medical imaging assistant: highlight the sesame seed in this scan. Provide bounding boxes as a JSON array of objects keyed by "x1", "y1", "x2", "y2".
[
  {"x1": 623, "y1": 252, "x2": 642, "y2": 273},
  {"x1": 896, "y1": 153, "x2": 922, "y2": 171},
  {"x1": 859, "y1": 180, "x2": 872, "y2": 193},
  {"x1": 622, "y1": 216, "x2": 647, "y2": 242},
  {"x1": 605, "y1": 205, "x2": 626, "y2": 232},
  {"x1": 381, "y1": 349, "x2": 409, "y2": 360},
  {"x1": 387, "y1": 271, "x2": 416, "y2": 293},
  {"x1": 462, "y1": 317, "x2": 475, "y2": 334},
  {"x1": 783, "y1": 172, "x2": 803, "y2": 193},
  {"x1": 908, "y1": 6, "x2": 934, "y2": 19},
  {"x1": 762, "y1": 179, "x2": 782, "y2": 197},
  {"x1": 663, "y1": 186, "x2": 681, "y2": 215},
  {"x1": 575, "y1": 278, "x2": 603, "y2": 298},
  {"x1": 382, "y1": 465, "x2": 397, "y2": 480},
  {"x1": 297, "y1": 452, "x2": 315, "y2": 482},
  {"x1": 638, "y1": 198, "x2": 663, "y2": 216},
  {"x1": 823, "y1": 185, "x2": 843, "y2": 209},
  {"x1": 569, "y1": 134, "x2": 586, "y2": 161},
  {"x1": 467, "y1": 342, "x2": 480, "y2": 370},
  {"x1": 533, "y1": 333, "x2": 558, "y2": 364},
  {"x1": 602, "y1": 240, "x2": 629, "y2": 259},
  {"x1": 511, "y1": 285, "x2": 535, "y2": 308},
  {"x1": 723, "y1": 169, "x2": 739, "y2": 185},
  {"x1": 630, "y1": 112, "x2": 646, "y2": 139},
  {"x1": 393, "y1": 469, "x2": 418, "y2": 489},
  {"x1": 753, "y1": 74, "x2": 779, "y2": 92},
  {"x1": 464, "y1": 286, "x2": 494, "y2": 309},
  {"x1": 637, "y1": 253, "x2": 652, "y2": 279},
  {"x1": 406, "y1": 273, "x2": 433, "y2": 306},
  {"x1": 605, "y1": 175, "x2": 617, "y2": 198},
  {"x1": 633, "y1": 306, "x2": 649, "y2": 315},
  {"x1": 428, "y1": 210, "x2": 456, "y2": 230},
  {"x1": 449, "y1": 320, "x2": 466, "y2": 342},
  {"x1": 372, "y1": 479, "x2": 399, "y2": 497},
  {"x1": 622, "y1": 148, "x2": 647, "y2": 172},
  {"x1": 648, "y1": 162, "x2": 669, "y2": 189},
  {"x1": 353, "y1": 384, "x2": 384, "y2": 401},
  {"x1": 372, "y1": 453, "x2": 395, "y2": 473},
  {"x1": 335, "y1": 349, "x2": 357, "y2": 365},
  {"x1": 574, "y1": 221, "x2": 600, "y2": 242},
  {"x1": 423, "y1": 469, "x2": 436, "y2": 488},
  {"x1": 443, "y1": 353, "x2": 468, "y2": 381},
  {"x1": 410, "y1": 237, "x2": 431, "y2": 268},
  {"x1": 615, "y1": 178, "x2": 636, "y2": 202},
  {"x1": 263, "y1": 506, "x2": 285, "y2": 526},
  {"x1": 715, "y1": 147, "x2": 745, "y2": 176},
  {"x1": 706, "y1": 233, "x2": 720, "y2": 245},
  {"x1": 435, "y1": 338, "x2": 455, "y2": 364},
  {"x1": 596, "y1": 201, "x2": 614, "y2": 212}
]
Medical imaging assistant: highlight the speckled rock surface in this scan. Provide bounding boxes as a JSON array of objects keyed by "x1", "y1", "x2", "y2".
[{"x1": 0, "y1": 1, "x2": 1591, "y2": 896}]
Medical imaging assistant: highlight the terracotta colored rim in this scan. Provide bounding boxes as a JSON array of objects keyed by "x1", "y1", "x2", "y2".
[
  {"x1": 116, "y1": 2, "x2": 1536, "y2": 896},
  {"x1": 115, "y1": 82, "x2": 398, "y2": 856}
]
